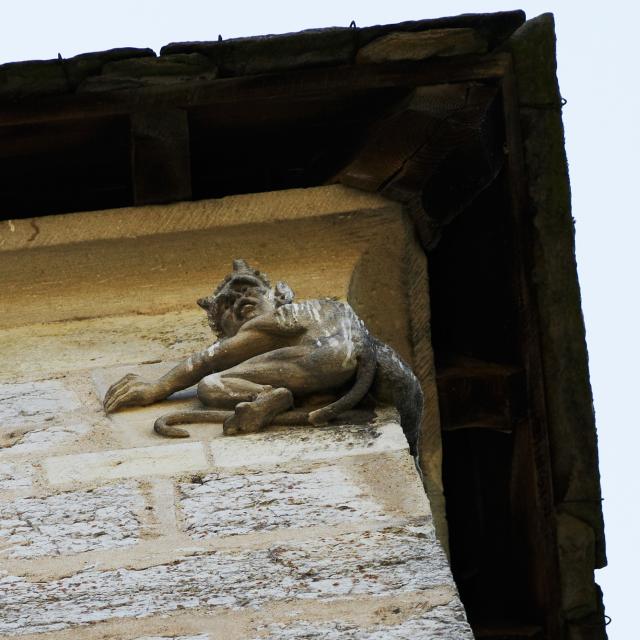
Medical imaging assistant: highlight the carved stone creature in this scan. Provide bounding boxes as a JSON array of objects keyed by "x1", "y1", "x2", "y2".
[{"x1": 103, "y1": 260, "x2": 423, "y2": 454}]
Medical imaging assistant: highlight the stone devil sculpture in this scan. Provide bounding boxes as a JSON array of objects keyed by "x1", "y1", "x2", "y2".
[{"x1": 103, "y1": 260, "x2": 423, "y2": 454}]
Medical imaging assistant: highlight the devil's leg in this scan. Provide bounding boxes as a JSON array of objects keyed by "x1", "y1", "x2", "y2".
[{"x1": 196, "y1": 346, "x2": 356, "y2": 434}]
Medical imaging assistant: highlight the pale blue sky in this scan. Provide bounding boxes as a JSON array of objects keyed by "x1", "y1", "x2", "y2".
[{"x1": 1, "y1": 1, "x2": 636, "y2": 636}]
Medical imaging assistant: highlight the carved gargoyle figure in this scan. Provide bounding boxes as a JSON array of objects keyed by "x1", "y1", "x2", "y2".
[{"x1": 103, "y1": 260, "x2": 423, "y2": 454}]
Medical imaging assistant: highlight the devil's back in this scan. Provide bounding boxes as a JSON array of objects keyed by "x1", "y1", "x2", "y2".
[{"x1": 274, "y1": 299, "x2": 367, "y2": 347}]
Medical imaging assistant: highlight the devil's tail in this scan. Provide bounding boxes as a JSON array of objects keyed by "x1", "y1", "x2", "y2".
[
  {"x1": 154, "y1": 410, "x2": 232, "y2": 437},
  {"x1": 307, "y1": 340, "x2": 377, "y2": 425},
  {"x1": 154, "y1": 407, "x2": 320, "y2": 437}
]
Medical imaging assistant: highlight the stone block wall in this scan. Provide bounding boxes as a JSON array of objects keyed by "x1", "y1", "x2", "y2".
[{"x1": 0, "y1": 186, "x2": 468, "y2": 637}]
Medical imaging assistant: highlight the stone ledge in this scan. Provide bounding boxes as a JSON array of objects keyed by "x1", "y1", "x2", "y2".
[
  {"x1": 210, "y1": 419, "x2": 408, "y2": 469},
  {"x1": 0, "y1": 311, "x2": 211, "y2": 383},
  {"x1": 39, "y1": 418, "x2": 408, "y2": 487},
  {"x1": 44, "y1": 442, "x2": 209, "y2": 486},
  {"x1": 0, "y1": 185, "x2": 393, "y2": 253}
]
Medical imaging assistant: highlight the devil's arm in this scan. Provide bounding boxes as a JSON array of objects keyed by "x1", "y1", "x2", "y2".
[
  {"x1": 104, "y1": 316, "x2": 306, "y2": 413},
  {"x1": 156, "y1": 322, "x2": 303, "y2": 393},
  {"x1": 153, "y1": 349, "x2": 216, "y2": 396},
  {"x1": 103, "y1": 349, "x2": 213, "y2": 413}
]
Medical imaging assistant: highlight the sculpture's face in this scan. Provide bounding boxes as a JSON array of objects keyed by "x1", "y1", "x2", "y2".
[
  {"x1": 199, "y1": 279, "x2": 276, "y2": 338},
  {"x1": 218, "y1": 283, "x2": 275, "y2": 337}
]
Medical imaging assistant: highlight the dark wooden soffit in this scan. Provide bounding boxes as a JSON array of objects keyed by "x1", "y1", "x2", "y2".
[
  {"x1": 0, "y1": 53, "x2": 511, "y2": 225},
  {"x1": 0, "y1": 54, "x2": 510, "y2": 125},
  {"x1": 0, "y1": 51, "x2": 510, "y2": 226},
  {"x1": 0, "y1": 12, "x2": 522, "y2": 227}
]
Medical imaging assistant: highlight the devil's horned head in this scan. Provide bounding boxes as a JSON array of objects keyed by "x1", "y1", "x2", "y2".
[{"x1": 197, "y1": 259, "x2": 294, "y2": 336}]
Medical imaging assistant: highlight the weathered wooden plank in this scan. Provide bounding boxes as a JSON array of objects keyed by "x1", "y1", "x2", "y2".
[
  {"x1": 0, "y1": 55, "x2": 510, "y2": 126},
  {"x1": 0, "y1": 47, "x2": 154, "y2": 101},
  {"x1": 500, "y1": 56, "x2": 564, "y2": 637},
  {"x1": 162, "y1": 10, "x2": 525, "y2": 62},
  {"x1": 504, "y1": 15, "x2": 607, "y2": 588},
  {"x1": 357, "y1": 28, "x2": 488, "y2": 63},
  {"x1": 356, "y1": 10, "x2": 524, "y2": 50},
  {"x1": 163, "y1": 28, "x2": 357, "y2": 76}
]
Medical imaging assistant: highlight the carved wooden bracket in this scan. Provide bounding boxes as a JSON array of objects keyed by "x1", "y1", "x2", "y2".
[{"x1": 337, "y1": 83, "x2": 505, "y2": 249}]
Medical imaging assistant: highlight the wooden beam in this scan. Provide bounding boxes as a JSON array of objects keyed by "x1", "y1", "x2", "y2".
[
  {"x1": 338, "y1": 82, "x2": 505, "y2": 248},
  {"x1": 500, "y1": 60, "x2": 563, "y2": 638},
  {"x1": 0, "y1": 54, "x2": 510, "y2": 126}
]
